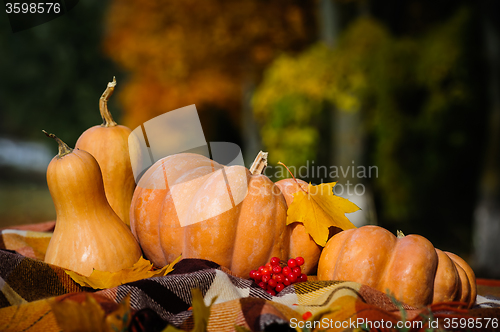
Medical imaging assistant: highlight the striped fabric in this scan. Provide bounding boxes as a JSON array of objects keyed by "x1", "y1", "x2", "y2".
[{"x1": 1, "y1": 223, "x2": 500, "y2": 331}]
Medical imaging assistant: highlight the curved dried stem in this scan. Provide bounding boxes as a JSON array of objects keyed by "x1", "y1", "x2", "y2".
[{"x1": 43, "y1": 130, "x2": 73, "y2": 158}]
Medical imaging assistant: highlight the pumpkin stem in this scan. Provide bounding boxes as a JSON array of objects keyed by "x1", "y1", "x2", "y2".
[
  {"x1": 43, "y1": 130, "x2": 73, "y2": 158},
  {"x1": 249, "y1": 151, "x2": 268, "y2": 175},
  {"x1": 278, "y1": 161, "x2": 308, "y2": 194},
  {"x1": 397, "y1": 230, "x2": 405, "y2": 238},
  {"x1": 99, "y1": 76, "x2": 118, "y2": 127}
]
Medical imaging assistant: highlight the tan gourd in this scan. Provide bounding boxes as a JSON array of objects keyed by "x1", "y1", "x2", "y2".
[
  {"x1": 75, "y1": 77, "x2": 135, "y2": 225},
  {"x1": 43, "y1": 131, "x2": 142, "y2": 276}
]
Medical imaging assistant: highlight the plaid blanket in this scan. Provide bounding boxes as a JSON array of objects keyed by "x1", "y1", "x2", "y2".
[{"x1": 1, "y1": 223, "x2": 500, "y2": 332}]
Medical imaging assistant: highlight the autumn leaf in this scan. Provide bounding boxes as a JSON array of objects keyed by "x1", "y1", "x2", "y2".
[
  {"x1": 105, "y1": 294, "x2": 132, "y2": 332},
  {"x1": 162, "y1": 288, "x2": 217, "y2": 332},
  {"x1": 66, "y1": 255, "x2": 181, "y2": 289},
  {"x1": 50, "y1": 294, "x2": 131, "y2": 332},
  {"x1": 50, "y1": 294, "x2": 107, "y2": 332},
  {"x1": 287, "y1": 182, "x2": 359, "y2": 246}
]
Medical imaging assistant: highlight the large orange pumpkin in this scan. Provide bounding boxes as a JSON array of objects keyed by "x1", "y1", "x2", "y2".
[
  {"x1": 130, "y1": 153, "x2": 289, "y2": 278},
  {"x1": 317, "y1": 226, "x2": 476, "y2": 307}
]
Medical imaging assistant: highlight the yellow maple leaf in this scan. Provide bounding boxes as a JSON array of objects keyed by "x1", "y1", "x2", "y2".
[
  {"x1": 287, "y1": 182, "x2": 359, "y2": 246},
  {"x1": 66, "y1": 255, "x2": 181, "y2": 289}
]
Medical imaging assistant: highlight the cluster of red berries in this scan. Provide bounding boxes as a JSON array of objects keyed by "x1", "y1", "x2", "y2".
[{"x1": 249, "y1": 257, "x2": 308, "y2": 296}]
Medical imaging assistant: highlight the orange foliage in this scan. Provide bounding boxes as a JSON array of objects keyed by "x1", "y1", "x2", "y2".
[{"x1": 103, "y1": 0, "x2": 315, "y2": 128}]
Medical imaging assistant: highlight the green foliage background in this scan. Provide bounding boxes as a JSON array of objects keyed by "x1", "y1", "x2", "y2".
[{"x1": 253, "y1": 8, "x2": 487, "y2": 252}]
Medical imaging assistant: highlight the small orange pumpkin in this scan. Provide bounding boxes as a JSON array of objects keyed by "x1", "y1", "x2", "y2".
[
  {"x1": 275, "y1": 178, "x2": 325, "y2": 274},
  {"x1": 318, "y1": 225, "x2": 476, "y2": 307}
]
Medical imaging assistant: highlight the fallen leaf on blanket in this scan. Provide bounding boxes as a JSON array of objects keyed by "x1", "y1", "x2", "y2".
[
  {"x1": 191, "y1": 288, "x2": 217, "y2": 332},
  {"x1": 286, "y1": 181, "x2": 359, "y2": 246},
  {"x1": 50, "y1": 293, "x2": 131, "y2": 332},
  {"x1": 162, "y1": 288, "x2": 217, "y2": 332},
  {"x1": 66, "y1": 255, "x2": 182, "y2": 289},
  {"x1": 106, "y1": 294, "x2": 132, "y2": 331}
]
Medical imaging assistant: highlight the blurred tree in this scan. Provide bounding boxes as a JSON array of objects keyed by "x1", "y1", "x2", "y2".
[
  {"x1": 0, "y1": 0, "x2": 120, "y2": 145},
  {"x1": 252, "y1": 18, "x2": 388, "y2": 168},
  {"x1": 473, "y1": 0, "x2": 500, "y2": 278},
  {"x1": 253, "y1": 7, "x2": 487, "y2": 253},
  {"x1": 102, "y1": 0, "x2": 316, "y2": 161}
]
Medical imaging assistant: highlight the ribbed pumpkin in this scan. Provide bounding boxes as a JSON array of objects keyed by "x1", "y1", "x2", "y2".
[
  {"x1": 130, "y1": 152, "x2": 289, "y2": 278},
  {"x1": 275, "y1": 178, "x2": 325, "y2": 275},
  {"x1": 44, "y1": 131, "x2": 142, "y2": 276},
  {"x1": 317, "y1": 225, "x2": 476, "y2": 308},
  {"x1": 75, "y1": 77, "x2": 135, "y2": 225}
]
